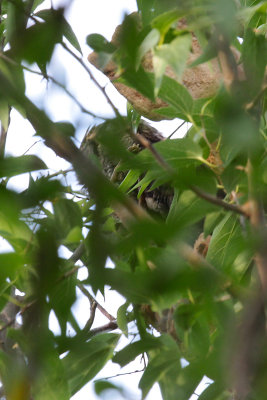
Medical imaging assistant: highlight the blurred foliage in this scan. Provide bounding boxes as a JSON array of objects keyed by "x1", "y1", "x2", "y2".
[{"x1": 0, "y1": 1, "x2": 267, "y2": 400}]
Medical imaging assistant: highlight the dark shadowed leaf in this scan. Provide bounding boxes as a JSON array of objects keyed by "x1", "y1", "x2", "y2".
[
  {"x1": 63, "y1": 333, "x2": 120, "y2": 396},
  {"x1": 0, "y1": 155, "x2": 47, "y2": 178},
  {"x1": 86, "y1": 34, "x2": 116, "y2": 53},
  {"x1": 94, "y1": 380, "x2": 124, "y2": 396},
  {"x1": 113, "y1": 336, "x2": 162, "y2": 367}
]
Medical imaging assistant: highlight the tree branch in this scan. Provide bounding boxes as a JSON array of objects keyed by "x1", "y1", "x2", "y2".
[
  {"x1": 191, "y1": 185, "x2": 248, "y2": 217},
  {"x1": 78, "y1": 284, "x2": 116, "y2": 322},
  {"x1": 88, "y1": 320, "x2": 118, "y2": 336},
  {"x1": 135, "y1": 133, "x2": 173, "y2": 172}
]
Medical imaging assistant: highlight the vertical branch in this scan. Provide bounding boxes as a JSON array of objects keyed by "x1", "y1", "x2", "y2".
[{"x1": 247, "y1": 159, "x2": 267, "y2": 292}]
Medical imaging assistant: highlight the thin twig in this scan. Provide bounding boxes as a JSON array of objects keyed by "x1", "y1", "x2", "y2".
[
  {"x1": 135, "y1": 133, "x2": 173, "y2": 172},
  {"x1": 61, "y1": 41, "x2": 121, "y2": 118},
  {"x1": 88, "y1": 320, "x2": 118, "y2": 336},
  {"x1": 167, "y1": 120, "x2": 186, "y2": 139},
  {"x1": 83, "y1": 299, "x2": 97, "y2": 331},
  {"x1": 191, "y1": 185, "x2": 248, "y2": 217},
  {"x1": 78, "y1": 284, "x2": 116, "y2": 321},
  {"x1": 95, "y1": 368, "x2": 145, "y2": 381}
]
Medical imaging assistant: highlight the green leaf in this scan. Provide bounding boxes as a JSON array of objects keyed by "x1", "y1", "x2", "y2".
[
  {"x1": 197, "y1": 382, "x2": 223, "y2": 400},
  {"x1": 21, "y1": 177, "x2": 64, "y2": 208},
  {"x1": 0, "y1": 252, "x2": 24, "y2": 283},
  {"x1": 53, "y1": 198, "x2": 82, "y2": 240},
  {"x1": 0, "y1": 155, "x2": 47, "y2": 178},
  {"x1": 49, "y1": 274, "x2": 77, "y2": 334},
  {"x1": 113, "y1": 336, "x2": 162, "y2": 367},
  {"x1": 54, "y1": 121, "x2": 75, "y2": 137},
  {"x1": 154, "y1": 33, "x2": 191, "y2": 81},
  {"x1": 119, "y1": 169, "x2": 140, "y2": 193},
  {"x1": 189, "y1": 40, "x2": 218, "y2": 68},
  {"x1": 86, "y1": 33, "x2": 116, "y2": 54},
  {"x1": 206, "y1": 213, "x2": 251, "y2": 274},
  {"x1": 136, "y1": 28, "x2": 160, "y2": 70},
  {"x1": 151, "y1": 8, "x2": 184, "y2": 39},
  {"x1": 167, "y1": 190, "x2": 218, "y2": 230},
  {"x1": 242, "y1": 27, "x2": 267, "y2": 96},
  {"x1": 139, "y1": 346, "x2": 181, "y2": 399},
  {"x1": 0, "y1": 100, "x2": 10, "y2": 131},
  {"x1": 117, "y1": 301, "x2": 129, "y2": 337},
  {"x1": 13, "y1": 9, "x2": 65, "y2": 65},
  {"x1": 62, "y1": 17, "x2": 82, "y2": 54},
  {"x1": 122, "y1": 136, "x2": 203, "y2": 173},
  {"x1": 119, "y1": 66, "x2": 155, "y2": 102},
  {"x1": 63, "y1": 226, "x2": 83, "y2": 244},
  {"x1": 158, "y1": 75, "x2": 193, "y2": 118},
  {"x1": 94, "y1": 381, "x2": 124, "y2": 396},
  {"x1": 32, "y1": 0, "x2": 46, "y2": 11},
  {"x1": 204, "y1": 211, "x2": 224, "y2": 237},
  {"x1": 0, "y1": 58, "x2": 25, "y2": 95},
  {"x1": 0, "y1": 211, "x2": 34, "y2": 251},
  {"x1": 63, "y1": 333, "x2": 120, "y2": 396}
]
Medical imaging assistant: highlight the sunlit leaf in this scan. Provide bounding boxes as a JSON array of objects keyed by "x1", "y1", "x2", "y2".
[
  {"x1": 154, "y1": 33, "x2": 191, "y2": 81},
  {"x1": 0, "y1": 100, "x2": 10, "y2": 131},
  {"x1": 136, "y1": 28, "x2": 160, "y2": 70},
  {"x1": 151, "y1": 8, "x2": 184, "y2": 39},
  {"x1": 158, "y1": 75, "x2": 193, "y2": 118}
]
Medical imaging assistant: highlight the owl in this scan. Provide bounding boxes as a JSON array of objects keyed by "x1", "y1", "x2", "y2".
[{"x1": 80, "y1": 120, "x2": 173, "y2": 215}]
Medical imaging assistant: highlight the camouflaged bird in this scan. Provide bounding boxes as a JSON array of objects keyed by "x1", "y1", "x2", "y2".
[{"x1": 80, "y1": 120, "x2": 173, "y2": 215}]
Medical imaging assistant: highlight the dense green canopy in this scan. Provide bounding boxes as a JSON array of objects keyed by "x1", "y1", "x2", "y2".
[{"x1": 0, "y1": 1, "x2": 267, "y2": 399}]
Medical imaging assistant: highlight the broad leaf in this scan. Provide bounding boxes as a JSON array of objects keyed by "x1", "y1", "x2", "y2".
[
  {"x1": 136, "y1": 28, "x2": 160, "y2": 70},
  {"x1": 86, "y1": 33, "x2": 116, "y2": 54},
  {"x1": 158, "y1": 75, "x2": 193, "y2": 118},
  {"x1": 0, "y1": 155, "x2": 47, "y2": 178},
  {"x1": 113, "y1": 336, "x2": 163, "y2": 367},
  {"x1": 63, "y1": 333, "x2": 120, "y2": 396},
  {"x1": 206, "y1": 213, "x2": 252, "y2": 275},
  {"x1": 167, "y1": 190, "x2": 218, "y2": 229},
  {"x1": 121, "y1": 136, "x2": 203, "y2": 172},
  {"x1": 117, "y1": 301, "x2": 129, "y2": 337},
  {"x1": 154, "y1": 33, "x2": 191, "y2": 81}
]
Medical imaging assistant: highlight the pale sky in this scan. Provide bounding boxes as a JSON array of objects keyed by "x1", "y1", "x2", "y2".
[{"x1": 1, "y1": 1, "x2": 210, "y2": 399}]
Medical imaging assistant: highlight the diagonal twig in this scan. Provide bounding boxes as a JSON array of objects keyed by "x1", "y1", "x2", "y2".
[
  {"x1": 61, "y1": 41, "x2": 121, "y2": 118},
  {"x1": 78, "y1": 284, "x2": 116, "y2": 321}
]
